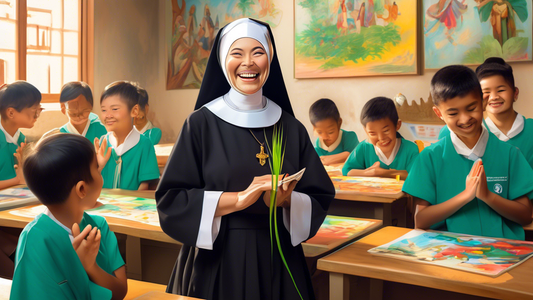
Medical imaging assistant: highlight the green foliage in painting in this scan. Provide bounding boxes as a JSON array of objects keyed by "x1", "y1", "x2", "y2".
[
  {"x1": 296, "y1": 18, "x2": 401, "y2": 70},
  {"x1": 463, "y1": 35, "x2": 529, "y2": 64}
]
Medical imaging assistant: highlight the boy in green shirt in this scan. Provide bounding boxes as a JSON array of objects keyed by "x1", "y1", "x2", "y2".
[
  {"x1": 309, "y1": 98, "x2": 359, "y2": 165},
  {"x1": 58, "y1": 81, "x2": 107, "y2": 144},
  {"x1": 342, "y1": 97, "x2": 419, "y2": 180},
  {"x1": 97, "y1": 81, "x2": 160, "y2": 190},
  {"x1": 11, "y1": 134, "x2": 127, "y2": 300},
  {"x1": 404, "y1": 65, "x2": 533, "y2": 240},
  {"x1": 134, "y1": 87, "x2": 162, "y2": 145},
  {"x1": 439, "y1": 58, "x2": 533, "y2": 169},
  {"x1": 0, "y1": 82, "x2": 41, "y2": 189}
]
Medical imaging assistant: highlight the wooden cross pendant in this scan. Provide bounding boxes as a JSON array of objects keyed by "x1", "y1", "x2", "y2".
[{"x1": 256, "y1": 145, "x2": 269, "y2": 166}]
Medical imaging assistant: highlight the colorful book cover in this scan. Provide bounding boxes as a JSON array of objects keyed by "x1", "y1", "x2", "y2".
[
  {"x1": 331, "y1": 176, "x2": 404, "y2": 197},
  {"x1": 306, "y1": 216, "x2": 381, "y2": 248},
  {"x1": 368, "y1": 229, "x2": 533, "y2": 277},
  {"x1": 0, "y1": 187, "x2": 38, "y2": 210}
]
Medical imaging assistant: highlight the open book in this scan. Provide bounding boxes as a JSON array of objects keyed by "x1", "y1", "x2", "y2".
[
  {"x1": 279, "y1": 168, "x2": 306, "y2": 186},
  {"x1": 0, "y1": 187, "x2": 39, "y2": 210}
]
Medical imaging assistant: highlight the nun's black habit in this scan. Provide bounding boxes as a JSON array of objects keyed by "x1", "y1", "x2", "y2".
[{"x1": 156, "y1": 18, "x2": 334, "y2": 300}]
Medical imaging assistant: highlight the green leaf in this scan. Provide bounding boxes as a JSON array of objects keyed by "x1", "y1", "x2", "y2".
[
  {"x1": 264, "y1": 124, "x2": 303, "y2": 300},
  {"x1": 509, "y1": 0, "x2": 529, "y2": 23},
  {"x1": 481, "y1": 35, "x2": 504, "y2": 58},
  {"x1": 503, "y1": 37, "x2": 529, "y2": 60}
]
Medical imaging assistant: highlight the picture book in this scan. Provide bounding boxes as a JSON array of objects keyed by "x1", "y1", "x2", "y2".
[
  {"x1": 0, "y1": 187, "x2": 39, "y2": 210},
  {"x1": 368, "y1": 229, "x2": 533, "y2": 277}
]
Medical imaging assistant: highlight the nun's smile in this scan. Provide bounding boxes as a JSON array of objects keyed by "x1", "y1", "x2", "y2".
[{"x1": 225, "y1": 38, "x2": 269, "y2": 95}]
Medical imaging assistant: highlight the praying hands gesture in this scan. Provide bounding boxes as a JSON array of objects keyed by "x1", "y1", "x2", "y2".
[
  {"x1": 463, "y1": 159, "x2": 482, "y2": 202},
  {"x1": 94, "y1": 137, "x2": 112, "y2": 172},
  {"x1": 72, "y1": 223, "x2": 101, "y2": 273},
  {"x1": 13, "y1": 142, "x2": 26, "y2": 185}
]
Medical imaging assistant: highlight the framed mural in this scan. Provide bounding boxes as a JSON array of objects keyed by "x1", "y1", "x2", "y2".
[
  {"x1": 424, "y1": 0, "x2": 532, "y2": 69},
  {"x1": 166, "y1": 0, "x2": 283, "y2": 89},
  {"x1": 294, "y1": 0, "x2": 418, "y2": 78}
]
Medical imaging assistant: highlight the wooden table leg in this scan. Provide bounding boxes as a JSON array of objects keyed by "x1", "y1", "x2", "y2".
[
  {"x1": 375, "y1": 204, "x2": 393, "y2": 226},
  {"x1": 126, "y1": 236, "x2": 142, "y2": 280},
  {"x1": 369, "y1": 278, "x2": 383, "y2": 300},
  {"x1": 329, "y1": 272, "x2": 349, "y2": 300}
]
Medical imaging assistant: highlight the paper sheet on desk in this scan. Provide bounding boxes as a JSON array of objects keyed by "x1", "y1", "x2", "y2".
[{"x1": 0, "y1": 187, "x2": 39, "y2": 210}]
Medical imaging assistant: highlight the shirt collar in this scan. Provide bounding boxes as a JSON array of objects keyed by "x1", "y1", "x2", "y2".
[
  {"x1": 44, "y1": 208, "x2": 74, "y2": 243},
  {"x1": 107, "y1": 128, "x2": 141, "y2": 156},
  {"x1": 204, "y1": 91, "x2": 282, "y2": 128},
  {"x1": 137, "y1": 120, "x2": 154, "y2": 134},
  {"x1": 449, "y1": 125, "x2": 489, "y2": 161},
  {"x1": 319, "y1": 130, "x2": 343, "y2": 152},
  {"x1": 374, "y1": 138, "x2": 401, "y2": 166},
  {"x1": 0, "y1": 116, "x2": 21, "y2": 145},
  {"x1": 484, "y1": 113, "x2": 524, "y2": 142},
  {"x1": 65, "y1": 119, "x2": 90, "y2": 137}
]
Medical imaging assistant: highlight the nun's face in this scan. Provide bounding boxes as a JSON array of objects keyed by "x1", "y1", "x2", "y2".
[{"x1": 225, "y1": 38, "x2": 269, "y2": 95}]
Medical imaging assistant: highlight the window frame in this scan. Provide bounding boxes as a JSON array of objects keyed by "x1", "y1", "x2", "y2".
[{"x1": 12, "y1": 0, "x2": 93, "y2": 103}]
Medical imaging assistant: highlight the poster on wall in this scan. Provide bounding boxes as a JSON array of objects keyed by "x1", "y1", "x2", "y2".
[
  {"x1": 166, "y1": 0, "x2": 282, "y2": 90},
  {"x1": 295, "y1": 0, "x2": 418, "y2": 78},
  {"x1": 424, "y1": 0, "x2": 532, "y2": 69}
]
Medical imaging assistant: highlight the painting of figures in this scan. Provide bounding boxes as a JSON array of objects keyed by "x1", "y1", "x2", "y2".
[
  {"x1": 369, "y1": 229, "x2": 533, "y2": 277},
  {"x1": 295, "y1": 0, "x2": 418, "y2": 78},
  {"x1": 424, "y1": 0, "x2": 532, "y2": 69},
  {"x1": 166, "y1": 0, "x2": 282, "y2": 89}
]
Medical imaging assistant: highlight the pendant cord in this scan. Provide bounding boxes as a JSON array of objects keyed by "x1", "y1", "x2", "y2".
[{"x1": 249, "y1": 129, "x2": 263, "y2": 146}]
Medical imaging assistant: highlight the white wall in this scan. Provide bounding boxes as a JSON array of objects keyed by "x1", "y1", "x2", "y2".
[{"x1": 86, "y1": 0, "x2": 533, "y2": 145}]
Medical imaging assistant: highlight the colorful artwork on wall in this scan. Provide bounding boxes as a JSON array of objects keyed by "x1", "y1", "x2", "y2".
[
  {"x1": 166, "y1": 0, "x2": 282, "y2": 89},
  {"x1": 369, "y1": 229, "x2": 533, "y2": 277},
  {"x1": 424, "y1": 0, "x2": 532, "y2": 69},
  {"x1": 331, "y1": 176, "x2": 404, "y2": 198},
  {"x1": 10, "y1": 193, "x2": 160, "y2": 227},
  {"x1": 295, "y1": 0, "x2": 418, "y2": 78}
]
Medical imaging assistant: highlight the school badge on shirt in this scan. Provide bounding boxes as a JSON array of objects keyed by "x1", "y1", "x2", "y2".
[{"x1": 487, "y1": 176, "x2": 507, "y2": 194}]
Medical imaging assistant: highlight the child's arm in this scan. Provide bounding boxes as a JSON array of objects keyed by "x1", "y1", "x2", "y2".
[
  {"x1": 414, "y1": 161, "x2": 482, "y2": 229},
  {"x1": 476, "y1": 165, "x2": 533, "y2": 225},
  {"x1": 346, "y1": 162, "x2": 408, "y2": 179},
  {"x1": 72, "y1": 224, "x2": 128, "y2": 300},
  {"x1": 138, "y1": 182, "x2": 149, "y2": 190},
  {"x1": 0, "y1": 143, "x2": 27, "y2": 189},
  {"x1": 320, "y1": 151, "x2": 350, "y2": 165}
]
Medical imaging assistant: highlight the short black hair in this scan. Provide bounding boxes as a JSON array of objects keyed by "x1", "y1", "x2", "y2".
[
  {"x1": 476, "y1": 57, "x2": 515, "y2": 90},
  {"x1": 430, "y1": 65, "x2": 482, "y2": 106},
  {"x1": 309, "y1": 98, "x2": 340, "y2": 125},
  {"x1": 360, "y1": 97, "x2": 399, "y2": 126},
  {"x1": 0, "y1": 81, "x2": 41, "y2": 118},
  {"x1": 60, "y1": 81, "x2": 94, "y2": 106},
  {"x1": 23, "y1": 134, "x2": 95, "y2": 206},
  {"x1": 137, "y1": 86, "x2": 149, "y2": 111},
  {"x1": 100, "y1": 81, "x2": 140, "y2": 110}
]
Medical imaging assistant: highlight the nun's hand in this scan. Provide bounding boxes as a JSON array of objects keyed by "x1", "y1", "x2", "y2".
[
  {"x1": 235, "y1": 175, "x2": 272, "y2": 210},
  {"x1": 263, "y1": 180, "x2": 297, "y2": 208}
]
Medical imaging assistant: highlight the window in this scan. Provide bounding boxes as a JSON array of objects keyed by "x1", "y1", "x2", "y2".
[{"x1": 0, "y1": 0, "x2": 93, "y2": 102}]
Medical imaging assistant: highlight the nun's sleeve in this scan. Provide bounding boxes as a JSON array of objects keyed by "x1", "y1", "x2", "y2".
[
  {"x1": 156, "y1": 110, "x2": 220, "y2": 249},
  {"x1": 281, "y1": 121, "x2": 335, "y2": 246}
]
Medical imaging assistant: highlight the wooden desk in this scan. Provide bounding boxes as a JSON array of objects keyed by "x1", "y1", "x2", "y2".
[
  {"x1": 0, "y1": 189, "x2": 180, "y2": 282},
  {"x1": 318, "y1": 227, "x2": 533, "y2": 300},
  {"x1": 330, "y1": 176, "x2": 407, "y2": 226},
  {"x1": 155, "y1": 143, "x2": 174, "y2": 169},
  {"x1": 125, "y1": 279, "x2": 203, "y2": 299}
]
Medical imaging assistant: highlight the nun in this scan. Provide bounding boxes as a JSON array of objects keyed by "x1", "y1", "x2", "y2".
[{"x1": 156, "y1": 18, "x2": 334, "y2": 300}]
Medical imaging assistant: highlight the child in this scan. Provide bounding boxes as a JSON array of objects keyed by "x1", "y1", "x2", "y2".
[
  {"x1": 309, "y1": 98, "x2": 359, "y2": 165},
  {"x1": 59, "y1": 81, "x2": 107, "y2": 144},
  {"x1": 134, "y1": 87, "x2": 161, "y2": 145},
  {"x1": 0, "y1": 81, "x2": 41, "y2": 189},
  {"x1": 11, "y1": 134, "x2": 127, "y2": 299},
  {"x1": 477, "y1": 57, "x2": 533, "y2": 169},
  {"x1": 342, "y1": 97, "x2": 419, "y2": 180},
  {"x1": 97, "y1": 81, "x2": 160, "y2": 190},
  {"x1": 403, "y1": 65, "x2": 533, "y2": 240}
]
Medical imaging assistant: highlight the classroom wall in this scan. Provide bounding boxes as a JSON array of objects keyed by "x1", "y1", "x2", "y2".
[{"x1": 96, "y1": 0, "x2": 533, "y2": 144}]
